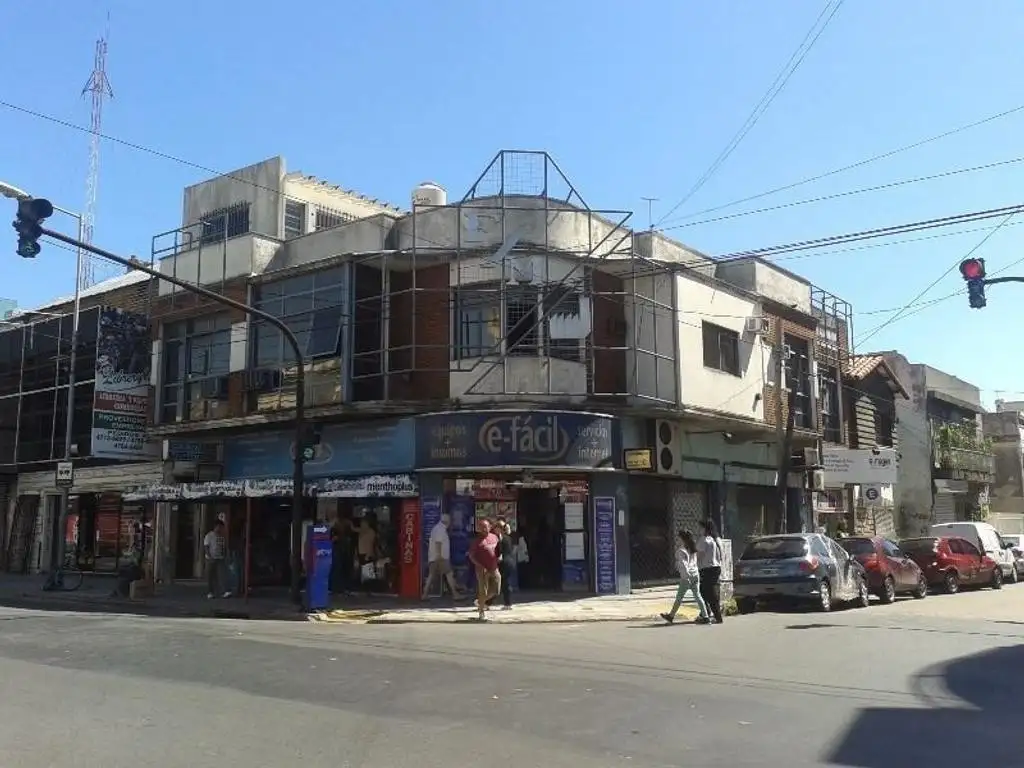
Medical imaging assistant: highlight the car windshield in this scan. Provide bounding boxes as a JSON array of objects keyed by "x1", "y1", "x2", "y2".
[
  {"x1": 900, "y1": 538, "x2": 938, "y2": 555},
  {"x1": 741, "y1": 537, "x2": 808, "y2": 561},
  {"x1": 840, "y1": 538, "x2": 875, "y2": 556}
]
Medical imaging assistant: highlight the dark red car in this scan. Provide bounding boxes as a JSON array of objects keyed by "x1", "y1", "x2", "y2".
[
  {"x1": 899, "y1": 536, "x2": 1003, "y2": 593},
  {"x1": 839, "y1": 536, "x2": 928, "y2": 603}
]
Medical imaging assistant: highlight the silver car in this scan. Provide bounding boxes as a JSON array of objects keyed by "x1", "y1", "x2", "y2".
[{"x1": 1000, "y1": 534, "x2": 1024, "y2": 580}]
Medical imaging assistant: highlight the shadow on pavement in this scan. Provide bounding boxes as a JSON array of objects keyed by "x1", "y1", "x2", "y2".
[{"x1": 826, "y1": 644, "x2": 1023, "y2": 766}]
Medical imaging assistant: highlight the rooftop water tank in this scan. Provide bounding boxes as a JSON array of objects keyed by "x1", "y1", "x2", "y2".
[{"x1": 412, "y1": 181, "x2": 447, "y2": 209}]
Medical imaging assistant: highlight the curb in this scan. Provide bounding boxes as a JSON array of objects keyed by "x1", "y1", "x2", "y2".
[{"x1": 0, "y1": 594, "x2": 305, "y2": 622}]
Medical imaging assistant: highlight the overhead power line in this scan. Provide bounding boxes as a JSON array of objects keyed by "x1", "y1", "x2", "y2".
[
  {"x1": 662, "y1": 154, "x2": 1024, "y2": 231},
  {"x1": 654, "y1": 0, "x2": 844, "y2": 227},
  {"x1": 661, "y1": 101, "x2": 1024, "y2": 227}
]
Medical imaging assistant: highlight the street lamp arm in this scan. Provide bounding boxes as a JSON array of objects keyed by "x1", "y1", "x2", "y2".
[{"x1": 39, "y1": 225, "x2": 309, "y2": 606}]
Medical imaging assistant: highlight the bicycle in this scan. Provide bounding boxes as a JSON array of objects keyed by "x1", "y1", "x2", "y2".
[{"x1": 42, "y1": 552, "x2": 85, "y2": 592}]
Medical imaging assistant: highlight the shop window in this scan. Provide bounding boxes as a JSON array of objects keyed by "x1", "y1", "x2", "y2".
[
  {"x1": 702, "y1": 322, "x2": 740, "y2": 376},
  {"x1": 161, "y1": 314, "x2": 232, "y2": 424}
]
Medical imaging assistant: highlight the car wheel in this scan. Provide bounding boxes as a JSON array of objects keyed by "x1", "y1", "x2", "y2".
[
  {"x1": 855, "y1": 577, "x2": 870, "y2": 608},
  {"x1": 913, "y1": 575, "x2": 928, "y2": 599},
  {"x1": 992, "y1": 568, "x2": 1004, "y2": 590},
  {"x1": 880, "y1": 576, "x2": 896, "y2": 604},
  {"x1": 735, "y1": 598, "x2": 756, "y2": 615},
  {"x1": 944, "y1": 571, "x2": 959, "y2": 594},
  {"x1": 816, "y1": 580, "x2": 833, "y2": 612}
]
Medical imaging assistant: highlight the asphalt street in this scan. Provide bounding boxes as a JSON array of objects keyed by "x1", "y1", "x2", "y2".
[{"x1": 0, "y1": 586, "x2": 1021, "y2": 768}]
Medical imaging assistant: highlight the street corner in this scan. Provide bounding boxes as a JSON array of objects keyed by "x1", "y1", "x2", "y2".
[{"x1": 308, "y1": 608, "x2": 385, "y2": 624}]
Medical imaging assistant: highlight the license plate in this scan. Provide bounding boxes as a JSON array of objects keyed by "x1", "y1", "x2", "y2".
[{"x1": 758, "y1": 568, "x2": 779, "y2": 577}]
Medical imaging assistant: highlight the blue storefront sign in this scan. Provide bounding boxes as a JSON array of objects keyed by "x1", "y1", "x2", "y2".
[
  {"x1": 594, "y1": 496, "x2": 617, "y2": 595},
  {"x1": 415, "y1": 410, "x2": 620, "y2": 469},
  {"x1": 223, "y1": 419, "x2": 415, "y2": 480}
]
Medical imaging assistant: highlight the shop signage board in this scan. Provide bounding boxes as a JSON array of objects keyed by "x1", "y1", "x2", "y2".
[
  {"x1": 821, "y1": 447, "x2": 898, "y2": 485},
  {"x1": 398, "y1": 499, "x2": 421, "y2": 599},
  {"x1": 623, "y1": 448, "x2": 653, "y2": 471},
  {"x1": 55, "y1": 461, "x2": 74, "y2": 488},
  {"x1": 90, "y1": 308, "x2": 159, "y2": 461},
  {"x1": 594, "y1": 497, "x2": 617, "y2": 595},
  {"x1": 415, "y1": 410, "x2": 621, "y2": 469},
  {"x1": 318, "y1": 474, "x2": 418, "y2": 498},
  {"x1": 222, "y1": 419, "x2": 415, "y2": 481}
]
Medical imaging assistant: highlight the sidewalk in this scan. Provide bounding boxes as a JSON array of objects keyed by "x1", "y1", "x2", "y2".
[
  {"x1": 311, "y1": 586, "x2": 699, "y2": 625},
  {"x1": 0, "y1": 573, "x2": 306, "y2": 621}
]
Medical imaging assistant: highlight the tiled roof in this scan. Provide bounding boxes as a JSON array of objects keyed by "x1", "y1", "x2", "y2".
[
  {"x1": 847, "y1": 354, "x2": 885, "y2": 381},
  {"x1": 846, "y1": 354, "x2": 909, "y2": 399}
]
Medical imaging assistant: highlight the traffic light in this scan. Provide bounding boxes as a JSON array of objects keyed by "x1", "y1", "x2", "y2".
[
  {"x1": 299, "y1": 423, "x2": 322, "y2": 462},
  {"x1": 12, "y1": 198, "x2": 53, "y2": 258},
  {"x1": 959, "y1": 257, "x2": 987, "y2": 309}
]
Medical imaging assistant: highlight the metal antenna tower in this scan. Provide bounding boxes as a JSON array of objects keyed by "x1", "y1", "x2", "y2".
[{"x1": 80, "y1": 21, "x2": 114, "y2": 287}]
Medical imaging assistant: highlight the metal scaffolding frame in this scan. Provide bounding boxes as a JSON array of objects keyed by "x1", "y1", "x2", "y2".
[{"x1": 347, "y1": 150, "x2": 679, "y2": 405}]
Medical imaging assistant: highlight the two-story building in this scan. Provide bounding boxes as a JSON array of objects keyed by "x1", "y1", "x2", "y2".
[
  {"x1": 982, "y1": 400, "x2": 1024, "y2": 535},
  {"x1": 882, "y1": 354, "x2": 995, "y2": 536},
  {"x1": 1, "y1": 270, "x2": 160, "y2": 576}
]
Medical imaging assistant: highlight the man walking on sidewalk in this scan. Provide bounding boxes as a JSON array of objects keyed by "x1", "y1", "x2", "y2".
[
  {"x1": 422, "y1": 512, "x2": 463, "y2": 600},
  {"x1": 204, "y1": 520, "x2": 231, "y2": 599},
  {"x1": 469, "y1": 519, "x2": 501, "y2": 621}
]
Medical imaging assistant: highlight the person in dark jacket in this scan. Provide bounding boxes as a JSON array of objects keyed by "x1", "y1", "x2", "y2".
[{"x1": 492, "y1": 518, "x2": 516, "y2": 609}]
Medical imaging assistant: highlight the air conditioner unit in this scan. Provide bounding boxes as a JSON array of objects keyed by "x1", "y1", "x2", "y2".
[
  {"x1": 803, "y1": 447, "x2": 820, "y2": 467},
  {"x1": 744, "y1": 316, "x2": 769, "y2": 335},
  {"x1": 811, "y1": 469, "x2": 826, "y2": 491},
  {"x1": 652, "y1": 419, "x2": 682, "y2": 476}
]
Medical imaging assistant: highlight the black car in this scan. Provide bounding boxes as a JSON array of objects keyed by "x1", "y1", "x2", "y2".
[{"x1": 733, "y1": 533, "x2": 870, "y2": 613}]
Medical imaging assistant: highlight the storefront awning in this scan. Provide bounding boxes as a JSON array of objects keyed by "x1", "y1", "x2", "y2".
[{"x1": 122, "y1": 474, "x2": 419, "y2": 501}]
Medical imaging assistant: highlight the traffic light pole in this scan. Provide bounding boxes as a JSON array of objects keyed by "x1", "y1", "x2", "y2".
[
  {"x1": 37, "y1": 226, "x2": 309, "y2": 607},
  {"x1": 981, "y1": 277, "x2": 1024, "y2": 286}
]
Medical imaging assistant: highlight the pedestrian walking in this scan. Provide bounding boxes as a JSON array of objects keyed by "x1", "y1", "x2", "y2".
[
  {"x1": 494, "y1": 519, "x2": 515, "y2": 610},
  {"x1": 696, "y1": 519, "x2": 724, "y2": 624},
  {"x1": 422, "y1": 512, "x2": 464, "y2": 599},
  {"x1": 203, "y1": 520, "x2": 231, "y2": 599},
  {"x1": 661, "y1": 530, "x2": 710, "y2": 625},
  {"x1": 469, "y1": 519, "x2": 501, "y2": 621}
]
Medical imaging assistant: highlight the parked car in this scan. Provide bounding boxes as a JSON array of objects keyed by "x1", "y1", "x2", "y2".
[
  {"x1": 899, "y1": 536, "x2": 1003, "y2": 593},
  {"x1": 733, "y1": 533, "x2": 870, "y2": 614},
  {"x1": 838, "y1": 536, "x2": 928, "y2": 603},
  {"x1": 930, "y1": 522, "x2": 1018, "y2": 583},
  {"x1": 999, "y1": 534, "x2": 1024, "y2": 579}
]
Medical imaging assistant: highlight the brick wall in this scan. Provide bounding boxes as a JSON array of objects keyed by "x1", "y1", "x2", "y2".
[
  {"x1": 388, "y1": 264, "x2": 449, "y2": 400},
  {"x1": 44, "y1": 274, "x2": 157, "y2": 317},
  {"x1": 591, "y1": 268, "x2": 627, "y2": 397}
]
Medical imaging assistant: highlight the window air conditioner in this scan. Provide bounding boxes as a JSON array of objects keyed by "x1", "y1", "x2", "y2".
[{"x1": 744, "y1": 316, "x2": 769, "y2": 335}]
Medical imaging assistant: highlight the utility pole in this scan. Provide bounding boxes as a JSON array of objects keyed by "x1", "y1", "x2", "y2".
[{"x1": 8, "y1": 204, "x2": 311, "y2": 606}]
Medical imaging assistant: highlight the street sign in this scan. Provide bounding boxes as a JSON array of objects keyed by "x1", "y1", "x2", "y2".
[
  {"x1": 55, "y1": 461, "x2": 74, "y2": 488},
  {"x1": 863, "y1": 484, "x2": 882, "y2": 505}
]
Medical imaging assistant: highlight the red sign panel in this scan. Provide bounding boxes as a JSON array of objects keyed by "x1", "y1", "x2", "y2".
[{"x1": 398, "y1": 498, "x2": 421, "y2": 599}]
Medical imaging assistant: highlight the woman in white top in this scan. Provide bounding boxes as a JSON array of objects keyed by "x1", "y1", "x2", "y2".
[
  {"x1": 661, "y1": 530, "x2": 709, "y2": 624},
  {"x1": 696, "y1": 519, "x2": 724, "y2": 624}
]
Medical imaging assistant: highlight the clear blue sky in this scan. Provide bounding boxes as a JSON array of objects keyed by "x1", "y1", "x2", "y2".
[{"x1": 1, "y1": 0, "x2": 1021, "y2": 406}]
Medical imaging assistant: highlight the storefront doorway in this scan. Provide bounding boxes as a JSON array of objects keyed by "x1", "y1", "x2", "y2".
[{"x1": 517, "y1": 488, "x2": 562, "y2": 591}]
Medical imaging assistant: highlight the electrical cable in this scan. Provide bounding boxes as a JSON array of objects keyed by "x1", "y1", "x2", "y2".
[
  {"x1": 655, "y1": 0, "x2": 843, "y2": 227},
  {"x1": 854, "y1": 212, "x2": 1015, "y2": 347},
  {"x1": 660, "y1": 102, "x2": 1024, "y2": 227},
  {"x1": 661, "y1": 154, "x2": 1024, "y2": 231}
]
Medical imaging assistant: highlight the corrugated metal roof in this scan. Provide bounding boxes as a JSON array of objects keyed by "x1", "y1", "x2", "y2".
[{"x1": 31, "y1": 269, "x2": 151, "y2": 313}]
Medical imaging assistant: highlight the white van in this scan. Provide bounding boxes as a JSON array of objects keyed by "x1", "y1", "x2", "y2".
[{"x1": 930, "y1": 522, "x2": 1018, "y2": 582}]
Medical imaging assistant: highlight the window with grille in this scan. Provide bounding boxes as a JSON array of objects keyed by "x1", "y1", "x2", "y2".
[
  {"x1": 701, "y1": 322, "x2": 740, "y2": 376},
  {"x1": 784, "y1": 335, "x2": 813, "y2": 429},
  {"x1": 284, "y1": 201, "x2": 306, "y2": 239},
  {"x1": 315, "y1": 207, "x2": 355, "y2": 231},
  {"x1": 543, "y1": 285, "x2": 584, "y2": 362},
  {"x1": 454, "y1": 284, "x2": 501, "y2": 360},
  {"x1": 199, "y1": 203, "x2": 251, "y2": 245},
  {"x1": 505, "y1": 286, "x2": 539, "y2": 357}
]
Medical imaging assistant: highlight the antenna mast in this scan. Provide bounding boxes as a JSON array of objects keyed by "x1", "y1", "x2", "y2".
[{"x1": 80, "y1": 22, "x2": 114, "y2": 288}]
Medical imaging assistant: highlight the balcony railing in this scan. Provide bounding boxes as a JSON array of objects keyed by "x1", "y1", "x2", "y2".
[{"x1": 935, "y1": 445, "x2": 996, "y2": 482}]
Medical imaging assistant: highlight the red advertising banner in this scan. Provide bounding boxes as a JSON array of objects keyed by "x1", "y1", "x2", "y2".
[{"x1": 398, "y1": 498, "x2": 421, "y2": 599}]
